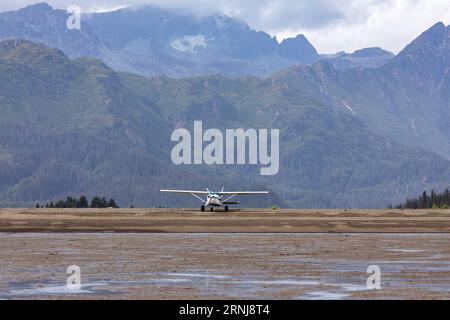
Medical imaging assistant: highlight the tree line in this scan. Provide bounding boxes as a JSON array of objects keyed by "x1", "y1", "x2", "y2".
[
  {"x1": 36, "y1": 196, "x2": 119, "y2": 209},
  {"x1": 392, "y1": 189, "x2": 450, "y2": 209}
]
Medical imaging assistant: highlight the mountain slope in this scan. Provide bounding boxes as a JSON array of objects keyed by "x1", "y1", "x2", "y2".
[
  {"x1": 265, "y1": 23, "x2": 450, "y2": 161},
  {"x1": 345, "y1": 23, "x2": 450, "y2": 159}
]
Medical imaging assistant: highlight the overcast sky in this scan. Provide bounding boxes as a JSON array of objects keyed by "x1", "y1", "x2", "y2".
[{"x1": 1, "y1": 0, "x2": 450, "y2": 53}]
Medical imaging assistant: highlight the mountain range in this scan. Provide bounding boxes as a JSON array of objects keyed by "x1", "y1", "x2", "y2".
[
  {"x1": 0, "y1": 2, "x2": 394, "y2": 78},
  {"x1": 0, "y1": 3, "x2": 449, "y2": 208}
]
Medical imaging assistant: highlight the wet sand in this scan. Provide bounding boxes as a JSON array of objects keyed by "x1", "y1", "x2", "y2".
[
  {"x1": 1, "y1": 208, "x2": 450, "y2": 233},
  {"x1": 1, "y1": 233, "x2": 450, "y2": 300}
]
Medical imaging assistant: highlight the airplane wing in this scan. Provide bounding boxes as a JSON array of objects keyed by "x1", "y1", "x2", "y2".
[
  {"x1": 218, "y1": 191, "x2": 270, "y2": 195},
  {"x1": 160, "y1": 189, "x2": 209, "y2": 194}
]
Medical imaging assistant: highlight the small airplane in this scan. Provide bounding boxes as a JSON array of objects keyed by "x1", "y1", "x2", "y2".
[{"x1": 160, "y1": 188, "x2": 270, "y2": 212}]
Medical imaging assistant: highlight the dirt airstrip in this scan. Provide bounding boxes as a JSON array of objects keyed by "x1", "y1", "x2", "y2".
[{"x1": 1, "y1": 208, "x2": 450, "y2": 233}]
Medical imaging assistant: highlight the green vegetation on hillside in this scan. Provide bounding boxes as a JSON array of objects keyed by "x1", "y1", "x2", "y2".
[{"x1": 1, "y1": 39, "x2": 450, "y2": 208}]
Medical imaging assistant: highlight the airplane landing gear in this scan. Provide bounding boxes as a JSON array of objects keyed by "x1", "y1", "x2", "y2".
[
  {"x1": 210, "y1": 207, "x2": 214, "y2": 212},
  {"x1": 201, "y1": 205, "x2": 205, "y2": 212},
  {"x1": 224, "y1": 206, "x2": 229, "y2": 212}
]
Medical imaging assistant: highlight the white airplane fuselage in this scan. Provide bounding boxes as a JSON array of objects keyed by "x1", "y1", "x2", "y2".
[{"x1": 206, "y1": 194, "x2": 223, "y2": 207}]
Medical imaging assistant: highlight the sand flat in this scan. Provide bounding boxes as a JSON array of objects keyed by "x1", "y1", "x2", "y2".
[{"x1": 1, "y1": 233, "x2": 450, "y2": 299}]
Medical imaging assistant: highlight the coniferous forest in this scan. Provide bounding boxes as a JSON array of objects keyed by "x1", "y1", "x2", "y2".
[
  {"x1": 394, "y1": 189, "x2": 450, "y2": 209},
  {"x1": 36, "y1": 196, "x2": 119, "y2": 209}
]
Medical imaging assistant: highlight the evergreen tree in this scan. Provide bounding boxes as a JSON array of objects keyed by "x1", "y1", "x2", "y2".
[
  {"x1": 101, "y1": 197, "x2": 108, "y2": 208},
  {"x1": 420, "y1": 191, "x2": 428, "y2": 208},
  {"x1": 90, "y1": 197, "x2": 101, "y2": 208},
  {"x1": 79, "y1": 196, "x2": 88, "y2": 208},
  {"x1": 431, "y1": 190, "x2": 436, "y2": 208},
  {"x1": 107, "y1": 199, "x2": 118, "y2": 208}
]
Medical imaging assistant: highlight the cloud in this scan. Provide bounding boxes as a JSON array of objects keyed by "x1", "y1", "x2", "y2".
[
  {"x1": 0, "y1": 0, "x2": 449, "y2": 53},
  {"x1": 288, "y1": 0, "x2": 450, "y2": 53},
  {"x1": 2, "y1": 0, "x2": 345, "y2": 29}
]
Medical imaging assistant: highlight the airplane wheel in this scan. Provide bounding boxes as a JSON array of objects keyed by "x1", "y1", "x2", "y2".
[
  {"x1": 201, "y1": 205, "x2": 205, "y2": 212},
  {"x1": 210, "y1": 207, "x2": 214, "y2": 212},
  {"x1": 224, "y1": 206, "x2": 229, "y2": 212}
]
